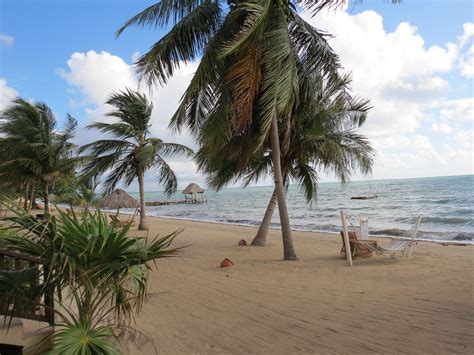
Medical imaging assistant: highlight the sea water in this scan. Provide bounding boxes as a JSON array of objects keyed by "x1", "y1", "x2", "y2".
[{"x1": 125, "y1": 175, "x2": 473, "y2": 243}]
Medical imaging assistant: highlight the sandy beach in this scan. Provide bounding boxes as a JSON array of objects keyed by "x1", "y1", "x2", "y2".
[{"x1": 119, "y1": 215, "x2": 474, "y2": 354}]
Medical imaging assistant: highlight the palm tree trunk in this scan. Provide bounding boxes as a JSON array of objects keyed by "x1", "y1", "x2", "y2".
[
  {"x1": 44, "y1": 183, "x2": 50, "y2": 214},
  {"x1": 270, "y1": 115, "x2": 298, "y2": 261},
  {"x1": 24, "y1": 182, "x2": 30, "y2": 210},
  {"x1": 29, "y1": 185, "x2": 35, "y2": 210},
  {"x1": 251, "y1": 188, "x2": 277, "y2": 246},
  {"x1": 137, "y1": 170, "x2": 147, "y2": 230}
]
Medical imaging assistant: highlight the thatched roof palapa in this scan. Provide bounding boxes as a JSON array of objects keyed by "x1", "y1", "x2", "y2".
[
  {"x1": 182, "y1": 183, "x2": 205, "y2": 195},
  {"x1": 100, "y1": 189, "x2": 137, "y2": 209}
]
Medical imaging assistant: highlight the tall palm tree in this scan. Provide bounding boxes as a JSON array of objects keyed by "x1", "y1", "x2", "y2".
[
  {"x1": 80, "y1": 89, "x2": 193, "y2": 230},
  {"x1": 197, "y1": 72, "x2": 374, "y2": 245},
  {"x1": 249, "y1": 74, "x2": 374, "y2": 245},
  {"x1": 116, "y1": 0, "x2": 344, "y2": 260},
  {"x1": 0, "y1": 99, "x2": 78, "y2": 213}
]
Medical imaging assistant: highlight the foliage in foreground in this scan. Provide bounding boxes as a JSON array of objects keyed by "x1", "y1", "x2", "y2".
[{"x1": 0, "y1": 203, "x2": 182, "y2": 353}]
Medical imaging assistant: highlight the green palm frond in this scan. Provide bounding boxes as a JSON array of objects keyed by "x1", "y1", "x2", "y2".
[
  {"x1": 153, "y1": 155, "x2": 178, "y2": 195},
  {"x1": 116, "y1": 0, "x2": 208, "y2": 35},
  {"x1": 135, "y1": 1, "x2": 223, "y2": 85}
]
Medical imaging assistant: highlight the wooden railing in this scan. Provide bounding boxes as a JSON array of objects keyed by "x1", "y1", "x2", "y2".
[{"x1": 0, "y1": 250, "x2": 54, "y2": 325}]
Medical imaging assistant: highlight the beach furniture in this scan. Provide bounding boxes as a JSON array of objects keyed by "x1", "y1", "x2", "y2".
[
  {"x1": 339, "y1": 231, "x2": 376, "y2": 258},
  {"x1": 340, "y1": 211, "x2": 422, "y2": 266},
  {"x1": 109, "y1": 215, "x2": 135, "y2": 227}
]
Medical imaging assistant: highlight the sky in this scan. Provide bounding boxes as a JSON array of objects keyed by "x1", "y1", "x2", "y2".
[{"x1": 0, "y1": 0, "x2": 473, "y2": 192}]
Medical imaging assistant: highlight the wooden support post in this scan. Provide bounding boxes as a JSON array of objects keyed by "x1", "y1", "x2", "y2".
[
  {"x1": 407, "y1": 216, "x2": 421, "y2": 257},
  {"x1": 340, "y1": 210, "x2": 353, "y2": 267},
  {"x1": 43, "y1": 265, "x2": 55, "y2": 325}
]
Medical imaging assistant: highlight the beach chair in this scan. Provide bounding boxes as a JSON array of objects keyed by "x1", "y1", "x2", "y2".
[
  {"x1": 340, "y1": 211, "x2": 422, "y2": 266},
  {"x1": 109, "y1": 215, "x2": 135, "y2": 227},
  {"x1": 339, "y1": 231, "x2": 377, "y2": 258}
]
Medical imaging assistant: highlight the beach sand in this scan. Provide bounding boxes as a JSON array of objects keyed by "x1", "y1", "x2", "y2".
[{"x1": 120, "y1": 215, "x2": 473, "y2": 354}]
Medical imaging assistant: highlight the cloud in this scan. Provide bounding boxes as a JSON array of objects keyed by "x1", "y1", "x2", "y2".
[
  {"x1": 0, "y1": 78, "x2": 18, "y2": 112},
  {"x1": 0, "y1": 34, "x2": 14, "y2": 48},
  {"x1": 303, "y1": 10, "x2": 457, "y2": 139},
  {"x1": 431, "y1": 122, "x2": 452, "y2": 134},
  {"x1": 58, "y1": 50, "x2": 137, "y2": 106},
  {"x1": 301, "y1": 8, "x2": 473, "y2": 179},
  {"x1": 459, "y1": 44, "x2": 474, "y2": 78},
  {"x1": 434, "y1": 98, "x2": 474, "y2": 123}
]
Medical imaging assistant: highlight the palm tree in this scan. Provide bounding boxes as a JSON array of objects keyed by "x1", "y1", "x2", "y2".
[
  {"x1": 80, "y1": 89, "x2": 193, "y2": 230},
  {"x1": 249, "y1": 74, "x2": 374, "y2": 245},
  {"x1": 0, "y1": 99, "x2": 78, "y2": 213},
  {"x1": 197, "y1": 72, "x2": 374, "y2": 246},
  {"x1": 116, "y1": 0, "x2": 344, "y2": 260}
]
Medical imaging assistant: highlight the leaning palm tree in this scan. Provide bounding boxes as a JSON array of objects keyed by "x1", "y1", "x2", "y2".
[
  {"x1": 0, "y1": 99, "x2": 78, "y2": 213},
  {"x1": 197, "y1": 72, "x2": 374, "y2": 246},
  {"x1": 248, "y1": 74, "x2": 374, "y2": 245},
  {"x1": 80, "y1": 89, "x2": 193, "y2": 230}
]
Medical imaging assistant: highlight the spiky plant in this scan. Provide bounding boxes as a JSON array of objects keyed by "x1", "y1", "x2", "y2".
[{"x1": 0, "y1": 203, "x2": 182, "y2": 353}]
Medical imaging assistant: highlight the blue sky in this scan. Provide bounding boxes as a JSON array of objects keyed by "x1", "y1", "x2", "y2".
[{"x1": 1, "y1": 0, "x2": 473, "y2": 190}]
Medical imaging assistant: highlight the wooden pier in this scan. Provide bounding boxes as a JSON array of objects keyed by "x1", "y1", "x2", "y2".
[{"x1": 146, "y1": 198, "x2": 207, "y2": 206}]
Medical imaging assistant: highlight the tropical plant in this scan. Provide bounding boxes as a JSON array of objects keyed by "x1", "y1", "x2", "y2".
[
  {"x1": 0, "y1": 203, "x2": 181, "y2": 353},
  {"x1": 197, "y1": 73, "x2": 374, "y2": 245},
  {"x1": 79, "y1": 89, "x2": 193, "y2": 230},
  {"x1": 0, "y1": 99, "x2": 78, "y2": 213}
]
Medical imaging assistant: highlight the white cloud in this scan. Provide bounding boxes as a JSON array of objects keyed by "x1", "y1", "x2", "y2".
[
  {"x1": 0, "y1": 34, "x2": 14, "y2": 48},
  {"x1": 456, "y1": 23, "x2": 474, "y2": 78},
  {"x1": 303, "y1": 10, "x2": 457, "y2": 139},
  {"x1": 459, "y1": 23, "x2": 474, "y2": 48},
  {"x1": 459, "y1": 44, "x2": 474, "y2": 78},
  {"x1": 301, "y1": 8, "x2": 473, "y2": 179},
  {"x1": 0, "y1": 78, "x2": 18, "y2": 112},
  {"x1": 431, "y1": 122, "x2": 452, "y2": 134},
  {"x1": 58, "y1": 50, "x2": 137, "y2": 106},
  {"x1": 434, "y1": 98, "x2": 474, "y2": 123}
]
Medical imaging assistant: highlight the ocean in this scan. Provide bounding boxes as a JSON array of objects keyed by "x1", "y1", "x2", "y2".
[{"x1": 125, "y1": 175, "x2": 473, "y2": 244}]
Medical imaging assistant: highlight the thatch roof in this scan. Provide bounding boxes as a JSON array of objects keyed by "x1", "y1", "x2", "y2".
[
  {"x1": 100, "y1": 189, "x2": 137, "y2": 209},
  {"x1": 182, "y1": 183, "x2": 204, "y2": 195}
]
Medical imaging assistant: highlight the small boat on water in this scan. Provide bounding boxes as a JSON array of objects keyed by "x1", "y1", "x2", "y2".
[{"x1": 351, "y1": 194, "x2": 378, "y2": 200}]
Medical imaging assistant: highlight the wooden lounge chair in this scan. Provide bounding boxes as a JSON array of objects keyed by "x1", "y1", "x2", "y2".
[
  {"x1": 339, "y1": 231, "x2": 376, "y2": 258},
  {"x1": 340, "y1": 211, "x2": 422, "y2": 266},
  {"x1": 109, "y1": 215, "x2": 135, "y2": 227}
]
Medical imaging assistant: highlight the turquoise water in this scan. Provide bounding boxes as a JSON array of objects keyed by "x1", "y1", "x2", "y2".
[{"x1": 126, "y1": 175, "x2": 473, "y2": 243}]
